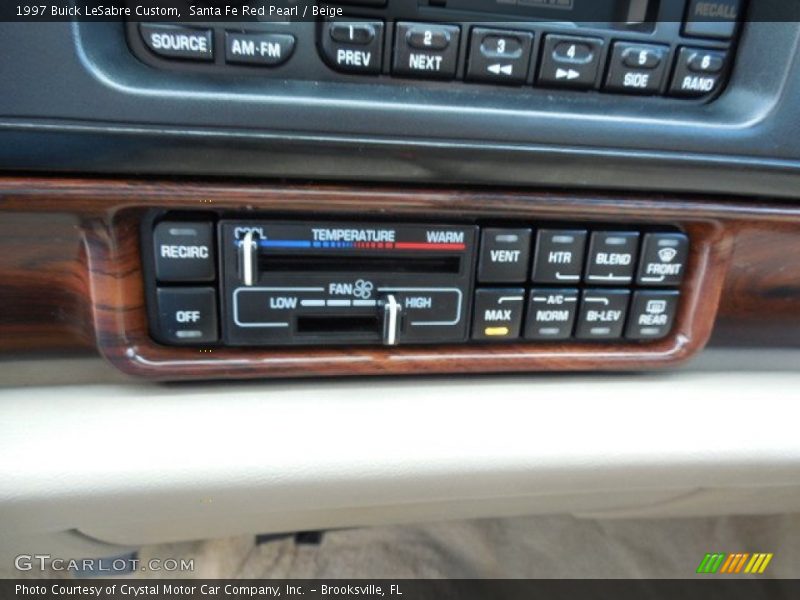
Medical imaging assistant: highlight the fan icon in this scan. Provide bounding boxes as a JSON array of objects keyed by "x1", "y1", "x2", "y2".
[{"x1": 353, "y1": 279, "x2": 374, "y2": 299}]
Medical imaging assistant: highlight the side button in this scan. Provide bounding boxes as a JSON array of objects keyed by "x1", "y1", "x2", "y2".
[
  {"x1": 472, "y1": 289, "x2": 525, "y2": 340},
  {"x1": 140, "y1": 24, "x2": 214, "y2": 61},
  {"x1": 575, "y1": 289, "x2": 631, "y2": 340},
  {"x1": 156, "y1": 287, "x2": 218, "y2": 344},
  {"x1": 626, "y1": 290, "x2": 680, "y2": 340}
]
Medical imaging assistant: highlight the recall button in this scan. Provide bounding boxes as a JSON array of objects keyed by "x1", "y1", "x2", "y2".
[{"x1": 140, "y1": 24, "x2": 214, "y2": 61}]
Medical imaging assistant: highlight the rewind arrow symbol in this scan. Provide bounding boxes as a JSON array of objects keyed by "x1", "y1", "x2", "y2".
[{"x1": 488, "y1": 63, "x2": 513, "y2": 76}]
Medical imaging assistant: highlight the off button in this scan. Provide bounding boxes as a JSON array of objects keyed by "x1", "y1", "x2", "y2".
[
  {"x1": 156, "y1": 287, "x2": 218, "y2": 344},
  {"x1": 153, "y1": 221, "x2": 216, "y2": 282}
]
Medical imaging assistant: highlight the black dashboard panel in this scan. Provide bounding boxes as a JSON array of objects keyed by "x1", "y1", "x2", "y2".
[{"x1": 0, "y1": 0, "x2": 799, "y2": 198}]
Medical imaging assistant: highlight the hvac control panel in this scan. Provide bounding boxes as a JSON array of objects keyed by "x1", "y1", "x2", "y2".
[
  {"x1": 126, "y1": 0, "x2": 743, "y2": 100},
  {"x1": 145, "y1": 217, "x2": 689, "y2": 347}
]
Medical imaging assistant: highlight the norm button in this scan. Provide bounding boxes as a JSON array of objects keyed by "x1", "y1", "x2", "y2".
[
  {"x1": 393, "y1": 22, "x2": 460, "y2": 80},
  {"x1": 637, "y1": 232, "x2": 689, "y2": 286},
  {"x1": 319, "y1": 21, "x2": 384, "y2": 74},
  {"x1": 626, "y1": 290, "x2": 680, "y2": 340},
  {"x1": 531, "y1": 229, "x2": 587, "y2": 284},
  {"x1": 538, "y1": 35, "x2": 604, "y2": 89},
  {"x1": 472, "y1": 289, "x2": 525, "y2": 340},
  {"x1": 524, "y1": 288, "x2": 579, "y2": 340},
  {"x1": 467, "y1": 28, "x2": 533, "y2": 84},
  {"x1": 576, "y1": 289, "x2": 631, "y2": 340},
  {"x1": 478, "y1": 228, "x2": 532, "y2": 283},
  {"x1": 154, "y1": 221, "x2": 215, "y2": 282},
  {"x1": 585, "y1": 231, "x2": 640, "y2": 285}
]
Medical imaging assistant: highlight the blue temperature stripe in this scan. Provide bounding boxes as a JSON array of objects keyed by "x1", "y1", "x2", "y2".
[{"x1": 235, "y1": 239, "x2": 357, "y2": 249}]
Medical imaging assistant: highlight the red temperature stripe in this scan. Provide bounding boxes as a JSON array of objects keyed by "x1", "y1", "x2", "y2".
[{"x1": 393, "y1": 242, "x2": 466, "y2": 251}]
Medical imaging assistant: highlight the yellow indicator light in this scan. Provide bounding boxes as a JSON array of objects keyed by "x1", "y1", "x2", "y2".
[{"x1": 484, "y1": 327, "x2": 510, "y2": 336}]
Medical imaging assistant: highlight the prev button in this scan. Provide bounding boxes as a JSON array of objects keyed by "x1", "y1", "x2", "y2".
[{"x1": 319, "y1": 20, "x2": 384, "y2": 74}]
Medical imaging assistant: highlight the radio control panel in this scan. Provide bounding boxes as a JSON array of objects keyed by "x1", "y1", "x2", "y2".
[
  {"x1": 145, "y1": 216, "x2": 689, "y2": 347},
  {"x1": 126, "y1": 0, "x2": 743, "y2": 101}
]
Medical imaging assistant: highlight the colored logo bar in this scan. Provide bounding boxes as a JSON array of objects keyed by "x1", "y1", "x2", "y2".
[{"x1": 696, "y1": 552, "x2": 773, "y2": 574}]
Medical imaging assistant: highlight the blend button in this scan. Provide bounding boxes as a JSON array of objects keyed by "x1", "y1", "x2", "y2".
[
  {"x1": 585, "y1": 231, "x2": 640, "y2": 285},
  {"x1": 472, "y1": 289, "x2": 525, "y2": 340}
]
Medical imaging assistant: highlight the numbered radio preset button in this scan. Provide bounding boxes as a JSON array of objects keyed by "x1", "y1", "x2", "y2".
[
  {"x1": 669, "y1": 47, "x2": 728, "y2": 97},
  {"x1": 538, "y1": 34, "x2": 604, "y2": 89},
  {"x1": 319, "y1": 20, "x2": 384, "y2": 75},
  {"x1": 467, "y1": 28, "x2": 533, "y2": 85},
  {"x1": 393, "y1": 22, "x2": 460, "y2": 80},
  {"x1": 605, "y1": 42, "x2": 669, "y2": 95}
]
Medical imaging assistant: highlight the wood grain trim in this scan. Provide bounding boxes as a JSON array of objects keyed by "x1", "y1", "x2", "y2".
[{"x1": 2, "y1": 178, "x2": 799, "y2": 379}]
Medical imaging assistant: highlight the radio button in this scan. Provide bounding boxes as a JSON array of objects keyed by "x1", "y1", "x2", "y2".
[
  {"x1": 466, "y1": 28, "x2": 533, "y2": 85},
  {"x1": 684, "y1": 0, "x2": 741, "y2": 39},
  {"x1": 626, "y1": 290, "x2": 680, "y2": 340},
  {"x1": 669, "y1": 47, "x2": 728, "y2": 97},
  {"x1": 585, "y1": 231, "x2": 640, "y2": 285},
  {"x1": 575, "y1": 289, "x2": 631, "y2": 340},
  {"x1": 153, "y1": 221, "x2": 215, "y2": 282},
  {"x1": 472, "y1": 289, "x2": 525, "y2": 341},
  {"x1": 605, "y1": 42, "x2": 669, "y2": 95},
  {"x1": 531, "y1": 229, "x2": 587, "y2": 284},
  {"x1": 538, "y1": 35, "x2": 604, "y2": 90},
  {"x1": 478, "y1": 228, "x2": 532, "y2": 283},
  {"x1": 524, "y1": 288, "x2": 579, "y2": 340},
  {"x1": 637, "y1": 232, "x2": 689, "y2": 286},
  {"x1": 156, "y1": 287, "x2": 218, "y2": 345},
  {"x1": 319, "y1": 21, "x2": 384, "y2": 75},
  {"x1": 225, "y1": 32, "x2": 295, "y2": 67},
  {"x1": 393, "y1": 23, "x2": 460, "y2": 80}
]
